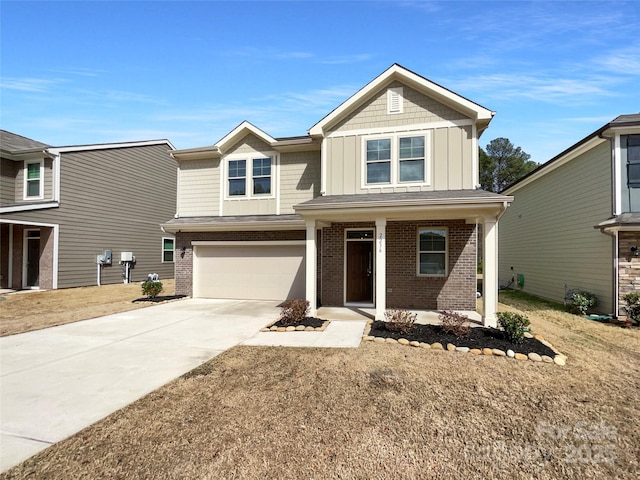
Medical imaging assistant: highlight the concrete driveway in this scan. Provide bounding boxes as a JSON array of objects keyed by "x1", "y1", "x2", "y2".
[{"x1": 0, "y1": 298, "x2": 279, "y2": 472}]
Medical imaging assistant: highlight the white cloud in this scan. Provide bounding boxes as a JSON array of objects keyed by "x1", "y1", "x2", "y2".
[{"x1": 0, "y1": 77, "x2": 63, "y2": 93}]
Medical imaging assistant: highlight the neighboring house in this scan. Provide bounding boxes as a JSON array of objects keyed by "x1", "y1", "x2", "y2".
[
  {"x1": 498, "y1": 114, "x2": 640, "y2": 317},
  {"x1": 0, "y1": 131, "x2": 177, "y2": 290},
  {"x1": 161, "y1": 64, "x2": 512, "y2": 326}
]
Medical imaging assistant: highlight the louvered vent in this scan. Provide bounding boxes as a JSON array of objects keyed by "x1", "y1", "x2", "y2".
[{"x1": 387, "y1": 87, "x2": 403, "y2": 114}]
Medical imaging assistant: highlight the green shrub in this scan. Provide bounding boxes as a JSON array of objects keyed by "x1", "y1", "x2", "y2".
[
  {"x1": 279, "y1": 299, "x2": 310, "y2": 326},
  {"x1": 439, "y1": 310, "x2": 470, "y2": 338},
  {"x1": 497, "y1": 312, "x2": 530, "y2": 344},
  {"x1": 384, "y1": 309, "x2": 417, "y2": 335},
  {"x1": 569, "y1": 290, "x2": 598, "y2": 315},
  {"x1": 622, "y1": 292, "x2": 640, "y2": 322},
  {"x1": 141, "y1": 281, "x2": 163, "y2": 298}
]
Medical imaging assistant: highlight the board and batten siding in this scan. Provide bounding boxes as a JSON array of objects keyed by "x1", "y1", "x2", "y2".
[
  {"x1": 324, "y1": 125, "x2": 474, "y2": 195},
  {"x1": 279, "y1": 150, "x2": 321, "y2": 214},
  {"x1": 5, "y1": 143, "x2": 177, "y2": 288},
  {"x1": 177, "y1": 158, "x2": 220, "y2": 217},
  {"x1": 498, "y1": 140, "x2": 614, "y2": 313}
]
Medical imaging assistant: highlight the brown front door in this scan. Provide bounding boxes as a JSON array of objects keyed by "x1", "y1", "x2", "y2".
[{"x1": 346, "y1": 241, "x2": 374, "y2": 303}]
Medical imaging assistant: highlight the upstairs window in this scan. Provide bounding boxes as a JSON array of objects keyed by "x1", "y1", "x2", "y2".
[
  {"x1": 162, "y1": 237, "x2": 175, "y2": 263},
  {"x1": 627, "y1": 135, "x2": 640, "y2": 188},
  {"x1": 399, "y1": 136, "x2": 425, "y2": 182},
  {"x1": 228, "y1": 160, "x2": 246, "y2": 196},
  {"x1": 418, "y1": 228, "x2": 447, "y2": 276},
  {"x1": 252, "y1": 157, "x2": 271, "y2": 195},
  {"x1": 24, "y1": 160, "x2": 43, "y2": 199},
  {"x1": 366, "y1": 138, "x2": 391, "y2": 184}
]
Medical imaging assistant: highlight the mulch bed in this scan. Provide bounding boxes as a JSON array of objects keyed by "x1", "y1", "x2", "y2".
[
  {"x1": 270, "y1": 317, "x2": 326, "y2": 329},
  {"x1": 368, "y1": 321, "x2": 556, "y2": 357},
  {"x1": 132, "y1": 295, "x2": 187, "y2": 303}
]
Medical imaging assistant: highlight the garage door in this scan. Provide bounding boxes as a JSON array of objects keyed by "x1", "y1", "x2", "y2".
[{"x1": 193, "y1": 244, "x2": 306, "y2": 300}]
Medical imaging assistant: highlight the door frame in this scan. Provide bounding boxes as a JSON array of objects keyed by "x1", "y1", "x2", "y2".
[
  {"x1": 23, "y1": 228, "x2": 40, "y2": 289},
  {"x1": 343, "y1": 228, "x2": 375, "y2": 307}
]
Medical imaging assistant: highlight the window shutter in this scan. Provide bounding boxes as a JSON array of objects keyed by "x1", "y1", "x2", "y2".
[{"x1": 387, "y1": 87, "x2": 403, "y2": 114}]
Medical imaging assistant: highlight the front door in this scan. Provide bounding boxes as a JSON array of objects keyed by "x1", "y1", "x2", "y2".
[
  {"x1": 346, "y1": 234, "x2": 374, "y2": 304},
  {"x1": 25, "y1": 229, "x2": 40, "y2": 288}
]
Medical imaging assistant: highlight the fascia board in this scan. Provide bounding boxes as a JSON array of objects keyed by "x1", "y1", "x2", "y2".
[
  {"x1": 160, "y1": 220, "x2": 305, "y2": 233},
  {"x1": 171, "y1": 148, "x2": 221, "y2": 161},
  {"x1": 0, "y1": 202, "x2": 60, "y2": 214},
  {"x1": 295, "y1": 196, "x2": 512, "y2": 212},
  {"x1": 47, "y1": 139, "x2": 175, "y2": 154}
]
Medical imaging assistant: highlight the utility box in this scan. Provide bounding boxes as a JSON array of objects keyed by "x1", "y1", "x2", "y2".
[
  {"x1": 97, "y1": 250, "x2": 112, "y2": 265},
  {"x1": 121, "y1": 251, "x2": 134, "y2": 262}
]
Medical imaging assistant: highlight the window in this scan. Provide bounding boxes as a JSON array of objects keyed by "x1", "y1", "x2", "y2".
[
  {"x1": 252, "y1": 157, "x2": 271, "y2": 195},
  {"x1": 364, "y1": 134, "x2": 428, "y2": 186},
  {"x1": 162, "y1": 237, "x2": 175, "y2": 263},
  {"x1": 627, "y1": 135, "x2": 640, "y2": 188},
  {"x1": 366, "y1": 138, "x2": 391, "y2": 183},
  {"x1": 418, "y1": 228, "x2": 447, "y2": 276},
  {"x1": 228, "y1": 160, "x2": 246, "y2": 196},
  {"x1": 24, "y1": 160, "x2": 43, "y2": 199},
  {"x1": 387, "y1": 87, "x2": 403, "y2": 114},
  {"x1": 399, "y1": 136, "x2": 425, "y2": 182}
]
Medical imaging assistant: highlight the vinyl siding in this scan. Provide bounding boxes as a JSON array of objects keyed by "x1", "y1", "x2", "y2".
[
  {"x1": 2, "y1": 143, "x2": 177, "y2": 288},
  {"x1": 329, "y1": 81, "x2": 467, "y2": 133},
  {"x1": 177, "y1": 158, "x2": 220, "y2": 217},
  {"x1": 325, "y1": 125, "x2": 474, "y2": 195},
  {"x1": 498, "y1": 141, "x2": 614, "y2": 313},
  {"x1": 279, "y1": 150, "x2": 321, "y2": 213},
  {"x1": 0, "y1": 158, "x2": 18, "y2": 205}
]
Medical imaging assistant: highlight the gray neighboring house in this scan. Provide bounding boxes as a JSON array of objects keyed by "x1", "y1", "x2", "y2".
[
  {"x1": 0, "y1": 130, "x2": 177, "y2": 290},
  {"x1": 498, "y1": 114, "x2": 640, "y2": 317}
]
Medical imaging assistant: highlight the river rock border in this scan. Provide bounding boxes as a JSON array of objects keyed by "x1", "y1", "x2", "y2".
[
  {"x1": 260, "y1": 320, "x2": 330, "y2": 333},
  {"x1": 361, "y1": 320, "x2": 567, "y2": 366}
]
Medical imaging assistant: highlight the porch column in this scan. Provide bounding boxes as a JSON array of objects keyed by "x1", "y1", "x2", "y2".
[
  {"x1": 305, "y1": 219, "x2": 317, "y2": 317},
  {"x1": 483, "y1": 217, "x2": 498, "y2": 328},
  {"x1": 375, "y1": 218, "x2": 386, "y2": 321}
]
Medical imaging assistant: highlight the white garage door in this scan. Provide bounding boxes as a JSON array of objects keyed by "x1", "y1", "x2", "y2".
[{"x1": 193, "y1": 243, "x2": 306, "y2": 300}]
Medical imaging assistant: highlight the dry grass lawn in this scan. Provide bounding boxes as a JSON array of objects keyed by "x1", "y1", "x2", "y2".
[
  {"x1": 0, "y1": 280, "x2": 175, "y2": 337},
  {"x1": 1, "y1": 290, "x2": 638, "y2": 479}
]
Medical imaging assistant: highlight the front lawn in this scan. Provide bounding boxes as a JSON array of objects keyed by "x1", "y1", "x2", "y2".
[{"x1": 2, "y1": 294, "x2": 638, "y2": 479}]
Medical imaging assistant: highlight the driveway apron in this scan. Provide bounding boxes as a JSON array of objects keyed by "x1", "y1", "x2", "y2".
[{"x1": 0, "y1": 299, "x2": 278, "y2": 472}]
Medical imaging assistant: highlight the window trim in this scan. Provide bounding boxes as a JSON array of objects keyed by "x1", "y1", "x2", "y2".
[
  {"x1": 361, "y1": 132, "x2": 430, "y2": 189},
  {"x1": 162, "y1": 237, "x2": 175, "y2": 263},
  {"x1": 24, "y1": 159, "x2": 44, "y2": 200},
  {"x1": 224, "y1": 153, "x2": 276, "y2": 200},
  {"x1": 416, "y1": 227, "x2": 448, "y2": 277}
]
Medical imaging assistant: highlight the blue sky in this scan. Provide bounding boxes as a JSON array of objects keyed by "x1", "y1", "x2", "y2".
[{"x1": 1, "y1": 0, "x2": 639, "y2": 164}]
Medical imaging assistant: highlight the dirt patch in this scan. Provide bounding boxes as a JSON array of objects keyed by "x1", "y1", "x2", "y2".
[
  {"x1": 0, "y1": 279, "x2": 177, "y2": 337},
  {"x1": 2, "y1": 294, "x2": 638, "y2": 479}
]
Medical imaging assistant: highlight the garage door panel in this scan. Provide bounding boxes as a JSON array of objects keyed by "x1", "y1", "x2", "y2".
[{"x1": 194, "y1": 245, "x2": 305, "y2": 300}]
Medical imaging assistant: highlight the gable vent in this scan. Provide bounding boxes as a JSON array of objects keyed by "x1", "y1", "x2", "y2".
[{"x1": 387, "y1": 87, "x2": 403, "y2": 114}]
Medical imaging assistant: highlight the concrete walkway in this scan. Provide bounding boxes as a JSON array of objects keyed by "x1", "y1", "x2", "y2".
[{"x1": 0, "y1": 298, "x2": 368, "y2": 472}]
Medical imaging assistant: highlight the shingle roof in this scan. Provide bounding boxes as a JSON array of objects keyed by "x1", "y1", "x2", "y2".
[{"x1": 0, "y1": 130, "x2": 49, "y2": 153}]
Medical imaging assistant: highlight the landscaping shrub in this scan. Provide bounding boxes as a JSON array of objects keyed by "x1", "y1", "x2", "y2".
[
  {"x1": 438, "y1": 310, "x2": 470, "y2": 338},
  {"x1": 141, "y1": 281, "x2": 163, "y2": 299},
  {"x1": 279, "y1": 299, "x2": 310, "y2": 326},
  {"x1": 622, "y1": 292, "x2": 640, "y2": 325},
  {"x1": 569, "y1": 290, "x2": 598, "y2": 315},
  {"x1": 497, "y1": 312, "x2": 530, "y2": 344},
  {"x1": 384, "y1": 309, "x2": 417, "y2": 335}
]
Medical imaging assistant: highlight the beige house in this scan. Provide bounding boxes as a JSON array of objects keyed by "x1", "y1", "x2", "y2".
[
  {"x1": 499, "y1": 114, "x2": 640, "y2": 317},
  {"x1": 0, "y1": 131, "x2": 177, "y2": 290},
  {"x1": 162, "y1": 64, "x2": 512, "y2": 326}
]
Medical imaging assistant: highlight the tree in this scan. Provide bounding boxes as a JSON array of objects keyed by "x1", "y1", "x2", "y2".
[{"x1": 479, "y1": 137, "x2": 538, "y2": 192}]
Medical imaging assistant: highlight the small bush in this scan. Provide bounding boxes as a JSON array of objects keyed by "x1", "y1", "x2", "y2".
[
  {"x1": 141, "y1": 281, "x2": 163, "y2": 298},
  {"x1": 439, "y1": 310, "x2": 470, "y2": 338},
  {"x1": 384, "y1": 309, "x2": 417, "y2": 334},
  {"x1": 279, "y1": 299, "x2": 310, "y2": 326},
  {"x1": 497, "y1": 312, "x2": 530, "y2": 344},
  {"x1": 622, "y1": 292, "x2": 640, "y2": 324},
  {"x1": 569, "y1": 290, "x2": 598, "y2": 315}
]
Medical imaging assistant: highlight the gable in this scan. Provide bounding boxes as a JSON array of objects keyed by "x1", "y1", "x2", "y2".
[
  {"x1": 226, "y1": 133, "x2": 274, "y2": 156},
  {"x1": 329, "y1": 81, "x2": 469, "y2": 134}
]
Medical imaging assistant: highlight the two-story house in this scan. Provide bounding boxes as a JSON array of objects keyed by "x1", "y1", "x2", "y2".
[
  {"x1": 161, "y1": 64, "x2": 512, "y2": 326},
  {"x1": 0, "y1": 131, "x2": 177, "y2": 290},
  {"x1": 499, "y1": 114, "x2": 640, "y2": 318}
]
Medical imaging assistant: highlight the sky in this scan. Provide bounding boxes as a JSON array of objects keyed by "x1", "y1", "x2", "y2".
[{"x1": 1, "y1": 0, "x2": 639, "y2": 164}]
